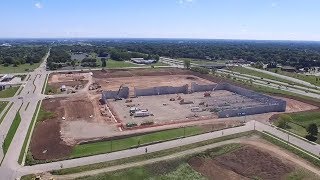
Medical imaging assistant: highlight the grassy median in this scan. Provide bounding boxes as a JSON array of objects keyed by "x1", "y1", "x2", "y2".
[
  {"x1": 0, "y1": 102, "x2": 13, "y2": 125},
  {"x1": 3, "y1": 112, "x2": 21, "y2": 154},
  {"x1": 0, "y1": 101, "x2": 9, "y2": 115}
]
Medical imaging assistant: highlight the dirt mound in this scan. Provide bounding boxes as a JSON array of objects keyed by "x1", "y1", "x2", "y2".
[
  {"x1": 189, "y1": 157, "x2": 248, "y2": 180},
  {"x1": 214, "y1": 146, "x2": 294, "y2": 180},
  {"x1": 186, "y1": 76, "x2": 198, "y2": 80}
]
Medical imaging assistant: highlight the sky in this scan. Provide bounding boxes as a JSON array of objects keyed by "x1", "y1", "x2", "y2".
[{"x1": 0, "y1": 0, "x2": 320, "y2": 41}]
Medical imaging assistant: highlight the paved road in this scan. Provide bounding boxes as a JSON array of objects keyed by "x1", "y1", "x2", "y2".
[
  {"x1": 220, "y1": 69, "x2": 320, "y2": 94},
  {"x1": 0, "y1": 50, "x2": 50, "y2": 179},
  {"x1": 14, "y1": 120, "x2": 320, "y2": 178},
  {"x1": 244, "y1": 66, "x2": 317, "y2": 88},
  {"x1": 55, "y1": 137, "x2": 320, "y2": 180},
  {"x1": 217, "y1": 69, "x2": 320, "y2": 99},
  {"x1": 17, "y1": 121, "x2": 254, "y2": 176}
]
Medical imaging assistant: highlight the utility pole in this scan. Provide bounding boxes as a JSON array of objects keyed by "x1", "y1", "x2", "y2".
[{"x1": 183, "y1": 126, "x2": 186, "y2": 138}]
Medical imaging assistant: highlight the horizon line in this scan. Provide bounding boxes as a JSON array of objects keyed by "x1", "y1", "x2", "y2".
[{"x1": 0, "y1": 37, "x2": 320, "y2": 43}]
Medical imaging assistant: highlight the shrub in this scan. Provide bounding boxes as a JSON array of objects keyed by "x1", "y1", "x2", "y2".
[
  {"x1": 190, "y1": 67, "x2": 209, "y2": 74},
  {"x1": 126, "y1": 122, "x2": 137, "y2": 128},
  {"x1": 141, "y1": 121, "x2": 154, "y2": 126}
]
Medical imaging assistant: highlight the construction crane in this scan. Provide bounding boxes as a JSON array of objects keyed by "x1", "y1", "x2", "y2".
[
  {"x1": 114, "y1": 84, "x2": 124, "y2": 101},
  {"x1": 203, "y1": 80, "x2": 222, "y2": 97}
]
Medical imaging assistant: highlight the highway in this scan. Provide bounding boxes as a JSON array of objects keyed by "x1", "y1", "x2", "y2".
[
  {"x1": 0, "y1": 50, "x2": 50, "y2": 179},
  {"x1": 217, "y1": 69, "x2": 320, "y2": 99},
  {"x1": 160, "y1": 57, "x2": 320, "y2": 99},
  {"x1": 244, "y1": 66, "x2": 317, "y2": 88}
]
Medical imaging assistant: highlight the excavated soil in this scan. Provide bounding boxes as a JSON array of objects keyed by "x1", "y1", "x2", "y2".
[
  {"x1": 189, "y1": 157, "x2": 249, "y2": 180},
  {"x1": 92, "y1": 68, "x2": 189, "y2": 78},
  {"x1": 30, "y1": 98, "x2": 72, "y2": 160},
  {"x1": 213, "y1": 146, "x2": 294, "y2": 180},
  {"x1": 30, "y1": 96, "x2": 97, "y2": 160},
  {"x1": 61, "y1": 98, "x2": 94, "y2": 121},
  {"x1": 96, "y1": 75, "x2": 212, "y2": 91}
]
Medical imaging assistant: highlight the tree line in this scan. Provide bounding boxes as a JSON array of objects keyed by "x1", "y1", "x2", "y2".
[
  {"x1": 91, "y1": 39, "x2": 320, "y2": 69},
  {"x1": 0, "y1": 46, "x2": 48, "y2": 67}
]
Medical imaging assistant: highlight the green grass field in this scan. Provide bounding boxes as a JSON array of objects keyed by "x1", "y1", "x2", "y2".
[
  {"x1": 230, "y1": 66, "x2": 296, "y2": 85},
  {"x1": 0, "y1": 86, "x2": 20, "y2": 98},
  {"x1": 0, "y1": 101, "x2": 9, "y2": 115},
  {"x1": 72, "y1": 144, "x2": 242, "y2": 180},
  {"x1": 272, "y1": 68, "x2": 320, "y2": 86},
  {"x1": 178, "y1": 58, "x2": 227, "y2": 65},
  {"x1": 71, "y1": 126, "x2": 203, "y2": 158},
  {"x1": 0, "y1": 63, "x2": 40, "y2": 74},
  {"x1": 105, "y1": 59, "x2": 140, "y2": 68},
  {"x1": 3, "y1": 112, "x2": 21, "y2": 154},
  {"x1": 217, "y1": 72, "x2": 320, "y2": 104},
  {"x1": 36, "y1": 106, "x2": 55, "y2": 122},
  {"x1": 104, "y1": 59, "x2": 168, "y2": 68},
  {"x1": 274, "y1": 113, "x2": 320, "y2": 144}
]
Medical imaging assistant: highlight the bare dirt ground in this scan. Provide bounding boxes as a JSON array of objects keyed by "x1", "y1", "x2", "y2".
[
  {"x1": 109, "y1": 90, "x2": 265, "y2": 125},
  {"x1": 49, "y1": 73, "x2": 89, "y2": 83},
  {"x1": 188, "y1": 138, "x2": 317, "y2": 180},
  {"x1": 96, "y1": 75, "x2": 213, "y2": 91},
  {"x1": 214, "y1": 146, "x2": 294, "y2": 180},
  {"x1": 30, "y1": 98, "x2": 72, "y2": 160},
  {"x1": 31, "y1": 68, "x2": 320, "y2": 161},
  {"x1": 92, "y1": 68, "x2": 189, "y2": 79},
  {"x1": 189, "y1": 157, "x2": 249, "y2": 180},
  {"x1": 47, "y1": 72, "x2": 91, "y2": 92},
  {"x1": 275, "y1": 96, "x2": 318, "y2": 112}
]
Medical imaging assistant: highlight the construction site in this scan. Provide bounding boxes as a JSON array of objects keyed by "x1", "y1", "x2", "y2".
[
  {"x1": 104, "y1": 81, "x2": 286, "y2": 128},
  {"x1": 29, "y1": 68, "x2": 318, "y2": 160}
]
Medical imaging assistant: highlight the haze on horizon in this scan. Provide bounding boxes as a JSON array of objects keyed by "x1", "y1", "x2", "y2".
[{"x1": 1, "y1": 0, "x2": 320, "y2": 41}]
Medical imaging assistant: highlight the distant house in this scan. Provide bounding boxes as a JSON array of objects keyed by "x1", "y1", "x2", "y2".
[
  {"x1": 281, "y1": 66, "x2": 296, "y2": 72},
  {"x1": 131, "y1": 58, "x2": 156, "y2": 64}
]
